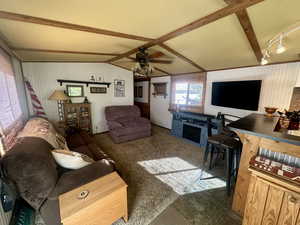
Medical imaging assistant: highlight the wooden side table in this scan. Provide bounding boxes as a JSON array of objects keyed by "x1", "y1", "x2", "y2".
[{"x1": 59, "y1": 172, "x2": 128, "y2": 225}]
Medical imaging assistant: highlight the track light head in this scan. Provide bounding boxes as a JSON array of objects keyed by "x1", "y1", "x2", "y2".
[
  {"x1": 261, "y1": 57, "x2": 268, "y2": 65},
  {"x1": 276, "y1": 35, "x2": 286, "y2": 54}
]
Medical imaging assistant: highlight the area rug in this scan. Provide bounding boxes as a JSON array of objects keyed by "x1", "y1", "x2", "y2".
[
  {"x1": 93, "y1": 126, "x2": 241, "y2": 225},
  {"x1": 35, "y1": 126, "x2": 240, "y2": 225}
]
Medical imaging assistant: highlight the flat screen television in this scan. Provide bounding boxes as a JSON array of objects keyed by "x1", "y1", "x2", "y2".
[{"x1": 211, "y1": 80, "x2": 262, "y2": 110}]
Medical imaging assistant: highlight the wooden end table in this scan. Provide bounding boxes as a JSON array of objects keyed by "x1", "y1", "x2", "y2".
[{"x1": 59, "y1": 172, "x2": 128, "y2": 225}]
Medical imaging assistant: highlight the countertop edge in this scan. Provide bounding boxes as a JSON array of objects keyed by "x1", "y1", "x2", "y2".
[{"x1": 228, "y1": 126, "x2": 300, "y2": 146}]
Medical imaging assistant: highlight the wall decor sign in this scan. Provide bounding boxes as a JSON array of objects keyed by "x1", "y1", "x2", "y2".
[
  {"x1": 114, "y1": 79, "x2": 125, "y2": 97},
  {"x1": 90, "y1": 86, "x2": 107, "y2": 94}
]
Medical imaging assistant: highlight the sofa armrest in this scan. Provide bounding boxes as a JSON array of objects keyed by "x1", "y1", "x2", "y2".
[
  {"x1": 107, "y1": 121, "x2": 122, "y2": 130},
  {"x1": 48, "y1": 160, "x2": 114, "y2": 200}
]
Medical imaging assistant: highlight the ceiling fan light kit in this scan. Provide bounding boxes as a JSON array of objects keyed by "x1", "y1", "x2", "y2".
[
  {"x1": 261, "y1": 22, "x2": 300, "y2": 65},
  {"x1": 131, "y1": 47, "x2": 167, "y2": 77}
]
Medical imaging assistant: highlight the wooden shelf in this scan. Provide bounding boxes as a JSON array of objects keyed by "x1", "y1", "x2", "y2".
[
  {"x1": 57, "y1": 79, "x2": 111, "y2": 87},
  {"x1": 152, "y1": 82, "x2": 167, "y2": 98}
]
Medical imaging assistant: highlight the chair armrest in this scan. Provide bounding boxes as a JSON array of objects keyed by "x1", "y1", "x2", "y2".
[
  {"x1": 48, "y1": 160, "x2": 114, "y2": 200},
  {"x1": 107, "y1": 121, "x2": 122, "y2": 130}
]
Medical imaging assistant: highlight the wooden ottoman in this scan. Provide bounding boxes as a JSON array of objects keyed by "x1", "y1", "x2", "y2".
[{"x1": 59, "y1": 172, "x2": 128, "y2": 225}]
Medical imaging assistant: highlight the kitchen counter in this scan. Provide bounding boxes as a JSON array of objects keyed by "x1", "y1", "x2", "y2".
[
  {"x1": 228, "y1": 113, "x2": 300, "y2": 146},
  {"x1": 227, "y1": 113, "x2": 300, "y2": 217}
]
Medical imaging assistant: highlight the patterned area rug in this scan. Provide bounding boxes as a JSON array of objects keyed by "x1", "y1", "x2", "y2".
[
  {"x1": 94, "y1": 126, "x2": 241, "y2": 225},
  {"x1": 35, "y1": 126, "x2": 241, "y2": 225}
]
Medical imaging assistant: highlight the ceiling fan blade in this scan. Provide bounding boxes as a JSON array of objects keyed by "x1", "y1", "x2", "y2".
[
  {"x1": 149, "y1": 51, "x2": 165, "y2": 59},
  {"x1": 149, "y1": 59, "x2": 173, "y2": 64}
]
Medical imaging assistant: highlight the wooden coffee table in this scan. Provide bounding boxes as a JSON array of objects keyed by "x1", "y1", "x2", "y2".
[{"x1": 59, "y1": 172, "x2": 128, "y2": 225}]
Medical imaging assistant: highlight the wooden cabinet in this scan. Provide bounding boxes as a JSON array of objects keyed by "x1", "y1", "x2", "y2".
[
  {"x1": 63, "y1": 103, "x2": 92, "y2": 133},
  {"x1": 59, "y1": 172, "x2": 128, "y2": 225},
  {"x1": 243, "y1": 169, "x2": 300, "y2": 225}
]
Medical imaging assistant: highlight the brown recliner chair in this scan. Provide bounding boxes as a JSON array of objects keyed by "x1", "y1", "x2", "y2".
[{"x1": 105, "y1": 105, "x2": 151, "y2": 143}]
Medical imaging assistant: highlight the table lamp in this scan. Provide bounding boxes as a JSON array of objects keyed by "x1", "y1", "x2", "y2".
[{"x1": 48, "y1": 90, "x2": 69, "y2": 121}]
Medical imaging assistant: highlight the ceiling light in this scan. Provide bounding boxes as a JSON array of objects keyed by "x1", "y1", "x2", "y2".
[
  {"x1": 261, "y1": 57, "x2": 268, "y2": 65},
  {"x1": 276, "y1": 35, "x2": 286, "y2": 54}
]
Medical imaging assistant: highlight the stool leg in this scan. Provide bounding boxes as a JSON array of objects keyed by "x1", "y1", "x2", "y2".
[
  {"x1": 209, "y1": 145, "x2": 215, "y2": 170},
  {"x1": 225, "y1": 148, "x2": 233, "y2": 196},
  {"x1": 203, "y1": 142, "x2": 210, "y2": 165}
]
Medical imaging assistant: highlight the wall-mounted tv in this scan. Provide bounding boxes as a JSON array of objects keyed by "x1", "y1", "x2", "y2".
[{"x1": 211, "y1": 80, "x2": 262, "y2": 111}]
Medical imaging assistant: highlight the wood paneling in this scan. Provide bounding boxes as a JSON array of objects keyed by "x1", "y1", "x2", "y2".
[
  {"x1": 242, "y1": 176, "x2": 269, "y2": 225},
  {"x1": 243, "y1": 171, "x2": 300, "y2": 225},
  {"x1": 134, "y1": 101, "x2": 150, "y2": 119},
  {"x1": 234, "y1": 133, "x2": 300, "y2": 217},
  {"x1": 277, "y1": 192, "x2": 300, "y2": 225},
  {"x1": 0, "y1": 10, "x2": 153, "y2": 42},
  {"x1": 261, "y1": 185, "x2": 284, "y2": 225},
  {"x1": 232, "y1": 133, "x2": 261, "y2": 216}
]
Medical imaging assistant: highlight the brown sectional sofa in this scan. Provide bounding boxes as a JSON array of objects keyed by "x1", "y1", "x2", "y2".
[
  {"x1": 0, "y1": 121, "x2": 115, "y2": 225},
  {"x1": 105, "y1": 105, "x2": 151, "y2": 143}
]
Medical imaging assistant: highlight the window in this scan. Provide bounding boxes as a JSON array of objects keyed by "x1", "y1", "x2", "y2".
[
  {"x1": 0, "y1": 48, "x2": 23, "y2": 152},
  {"x1": 175, "y1": 83, "x2": 203, "y2": 105},
  {"x1": 171, "y1": 73, "x2": 206, "y2": 113}
]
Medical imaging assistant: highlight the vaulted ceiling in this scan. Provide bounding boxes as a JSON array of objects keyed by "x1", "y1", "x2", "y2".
[{"x1": 0, "y1": 0, "x2": 299, "y2": 76}]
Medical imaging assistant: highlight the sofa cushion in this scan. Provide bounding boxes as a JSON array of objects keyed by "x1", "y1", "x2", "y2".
[
  {"x1": 105, "y1": 105, "x2": 140, "y2": 121},
  {"x1": 52, "y1": 150, "x2": 94, "y2": 170},
  {"x1": 116, "y1": 117, "x2": 150, "y2": 127},
  {"x1": 111, "y1": 119, "x2": 151, "y2": 137},
  {"x1": 1, "y1": 137, "x2": 57, "y2": 210}
]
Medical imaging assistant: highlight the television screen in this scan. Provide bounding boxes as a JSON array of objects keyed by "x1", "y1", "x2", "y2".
[{"x1": 211, "y1": 80, "x2": 262, "y2": 110}]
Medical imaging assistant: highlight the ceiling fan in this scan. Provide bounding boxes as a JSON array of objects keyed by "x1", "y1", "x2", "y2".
[{"x1": 125, "y1": 47, "x2": 173, "y2": 76}]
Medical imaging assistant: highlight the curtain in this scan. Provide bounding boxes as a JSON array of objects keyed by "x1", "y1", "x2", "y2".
[
  {"x1": 170, "y1": 72, "x2": 207, "y2": 113},
  {"x1": 0, "y1": 48, "x2": 23, "y2": 154}
]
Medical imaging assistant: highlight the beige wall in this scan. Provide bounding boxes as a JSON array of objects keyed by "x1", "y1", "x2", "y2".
[
  {"x1": 150, "y1": 76, "x2": 172, "y2": 129},
  {"x1": 205, "y1": 62, "x2": 300, "y2": 118},
  {"x1": 22, "y1": 62, "x2": 134, "y2": 133}
]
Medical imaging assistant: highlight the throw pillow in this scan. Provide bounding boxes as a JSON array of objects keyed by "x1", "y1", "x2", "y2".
[{"x1": 52, "y1": 150, "x2": 94, "y2": 169}]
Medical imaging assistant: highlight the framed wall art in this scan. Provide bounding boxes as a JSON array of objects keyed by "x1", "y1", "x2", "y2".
[
  {"x1": 114, "y1": 79, "x2": 125, "y2": 97},
  {"x1": 90, "y1": 86, "x2": 107, "y2": 94}
]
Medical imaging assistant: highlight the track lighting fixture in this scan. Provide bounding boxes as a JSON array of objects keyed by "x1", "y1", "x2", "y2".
[
  {"x1": 261, "y1": 22, "x2": 300, "y2": 65},
  {"x1": 276, "y1": 35, "x2": 286, "y2": 54},
  {"x1": 261, "y1": 57, "x2": 268, "y2": 65}
]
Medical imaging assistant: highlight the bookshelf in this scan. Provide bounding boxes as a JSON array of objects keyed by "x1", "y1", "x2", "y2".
[{"x1": 63, "y1": 103, "x2": 92, "y2": 134}]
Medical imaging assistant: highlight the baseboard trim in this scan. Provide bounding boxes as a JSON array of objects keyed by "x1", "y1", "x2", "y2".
[{"x1": 151, "y1": 123, "x2": 171, "y2": 130}]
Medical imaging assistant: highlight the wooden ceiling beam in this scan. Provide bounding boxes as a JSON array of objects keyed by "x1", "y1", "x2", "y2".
[
  {"x1": 160, "y1": 44, "x2": 205, "y2": 71},
  {"x1": 224, "y1": 0, "x2": 263, "y2": 62},
  {"x1": 107, "y1": 0, "x2": 264, "y2": 63},
  {"x1": 153, "y1": 67, "x2": 170, "y2": 75},
  {"x1": 12, "y1": 47, "x2": 120, "y2": 56},
  {"x1": 0, "y1": 10, "x2": 154, "y2": 42}
]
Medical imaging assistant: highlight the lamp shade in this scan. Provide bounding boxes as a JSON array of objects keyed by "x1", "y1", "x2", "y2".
[{"x1": 48, "y1": 90, "x2": 69, "y2": 101}]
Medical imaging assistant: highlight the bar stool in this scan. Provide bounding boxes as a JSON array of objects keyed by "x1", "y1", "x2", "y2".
[
  {"x1": 204, "y1": 134, "x2": 242, "y2": 195},
  {"x1": 203, "y1": 113, "x2": 242, "y2": 195}
]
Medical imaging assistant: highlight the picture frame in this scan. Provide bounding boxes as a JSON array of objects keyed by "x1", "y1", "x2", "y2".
[
  {"x1": 114, "y1": 79, "x2": 125, "y2": 97},
  {"x1": 90, "y1": 86, "x2": 107, "y2": 94},
  {"x1": 66, "y1": 85, "x2": 84, "y2": 97}
]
